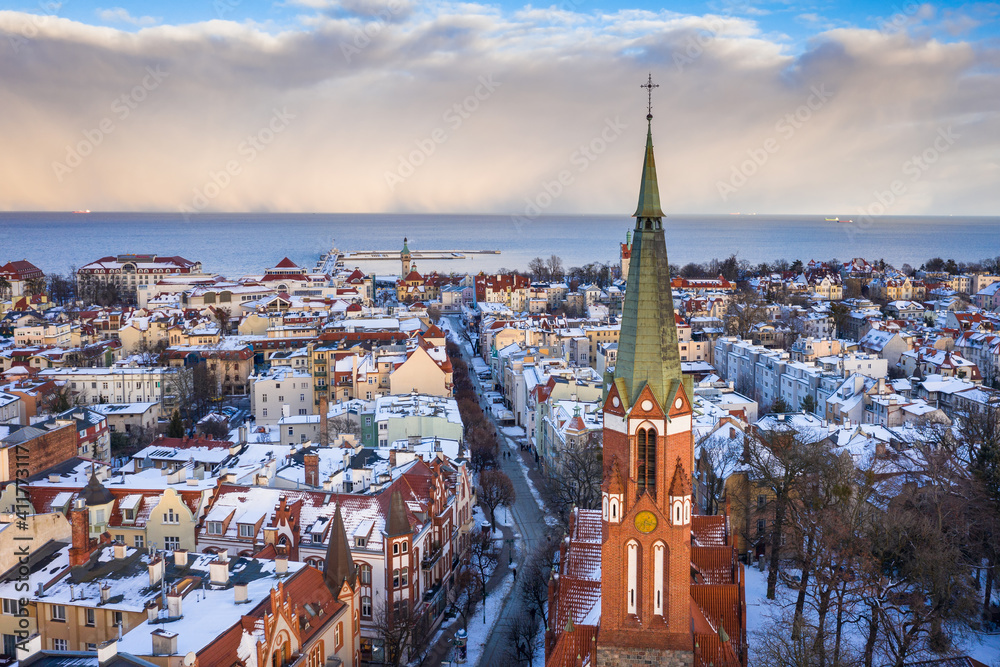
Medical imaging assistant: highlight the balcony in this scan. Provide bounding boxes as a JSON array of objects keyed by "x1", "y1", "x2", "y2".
[{"x1": 421, "y1": 542, "x2": 443, "y2": 569}]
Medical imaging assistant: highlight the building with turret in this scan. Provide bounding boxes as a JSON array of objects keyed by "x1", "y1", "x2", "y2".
[{"x1": 546, "y1": 85, "x2": 747, "y2": 667}]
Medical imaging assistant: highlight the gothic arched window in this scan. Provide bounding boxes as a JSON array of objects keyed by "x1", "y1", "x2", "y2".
[{"x1": 636, "y1": 427, "x2": 657, "y2": 496}]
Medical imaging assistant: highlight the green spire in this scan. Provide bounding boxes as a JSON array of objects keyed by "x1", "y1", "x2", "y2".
[
  {"x1": 614, "y1": 109, "x2": 683, "y2": 410},
  {"x1": 402, "y1": 237, "x2": 410, "y2": 255},
  {"x1": 632, "y1": 119, "x2": 665, "y2": 219}
]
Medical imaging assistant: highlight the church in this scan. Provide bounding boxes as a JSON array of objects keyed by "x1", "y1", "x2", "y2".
[{"x1": 545, "y1": 86, "x2": 748, "y2": 667}]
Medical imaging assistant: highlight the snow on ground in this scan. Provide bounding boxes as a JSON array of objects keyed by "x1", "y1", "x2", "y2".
[
  {"x1": 468, "y1": 572, "x2": 515, "y2": 667},
  {"x1": 745, "y1": 565, "x2": 1000, "y2": 665},
  {"x1": 472, "y1": 503, "x2": 507, "y2": 540},
  {"x1": 502, "y1": 425, "x2": 525, "y2": 437}
]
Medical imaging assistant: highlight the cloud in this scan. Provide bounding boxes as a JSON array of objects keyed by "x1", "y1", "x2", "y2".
[
  {"x1": 95, "y1": 7, "x2": 160, "y2": 27},
  {"x1": 0, "y1": 4, "x2": 997, "y2": 216}
]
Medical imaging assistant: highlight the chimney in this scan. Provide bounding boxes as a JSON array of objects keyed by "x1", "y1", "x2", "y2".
[
  {"x1": 388, "y1": 449, "x2": 397, "y2": 468},
  {"x1": 174, "y1": 549, "x2": 189, "y2": 568},
  {"x1": 148, "y1": 557, "x2": 164, "y2": 587},
  {"x1": 210, "y1": 554, "x2": 230, "y2": 586},
  {"x1": 113, "y1": 542, "x2": 127, "y2": 560},
  {"x1": 100, "y1": 584, "x2": 110, "y2": 603},
  {"x1": 68, "y1": 499, "x2": 91, "y2": 567},
  {"x1": 150, "y1": 628, "x2": 178, "y2": 656},
  {"x1": 275, "y1": 557, "x2": 288, "y2": 575},
  {"x1": 319, "y1": 396, "x2": 329, "y2": 446},
  {"x1": 166, "y1": 587, "x2": 182, "y2": 618},
  {"x1": 97, "y1": 639, "x2": 118, "y2": 666},
  {"x1": 15, "y1": 634, "x2": 42, "y2": 662},
  {"x1": 304, "y1": 454, "x2": 319, "y2": 487},
  {"x1": 234, "y1": 582, "x2": 249, "y2": 604},
  {"x1": 145, "y1": 601, "x2": 158, "y2": 622}
]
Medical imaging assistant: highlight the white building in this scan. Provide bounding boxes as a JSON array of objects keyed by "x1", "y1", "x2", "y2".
[{"x1": 250, "y1": 368, "x2": 314, "y2": 425}]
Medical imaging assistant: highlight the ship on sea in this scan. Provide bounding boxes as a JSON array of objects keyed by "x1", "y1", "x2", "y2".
[{"x1": 825, "y1": 217, "x2": 853, "y2": 223}]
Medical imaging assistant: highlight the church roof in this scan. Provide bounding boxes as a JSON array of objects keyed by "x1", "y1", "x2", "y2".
[
  {"x1": 633, "y1": 119, "x2": 665, "y2": 219},
  {"x1": 614, "y1": 116, "x2": 683, "y2": 410}
]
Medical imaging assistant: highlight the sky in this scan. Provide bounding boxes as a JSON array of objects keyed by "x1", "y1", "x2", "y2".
[{"x1": 1, "y1": 0, "x2": 998, "y2": 216}]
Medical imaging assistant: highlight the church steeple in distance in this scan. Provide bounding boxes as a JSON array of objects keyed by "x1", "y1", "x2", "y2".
[{"x1": 613, "y1": 73, "x2": 684, "y2": 411}]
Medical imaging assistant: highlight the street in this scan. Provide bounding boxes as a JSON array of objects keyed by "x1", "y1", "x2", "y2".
[{"x1": 446, "y1": 316, "x2": 551, "y2": 666}]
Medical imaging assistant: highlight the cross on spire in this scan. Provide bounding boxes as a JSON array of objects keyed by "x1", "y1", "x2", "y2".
[{"x1": 640, "y1": 72, "x2": 659, "y2": 119}]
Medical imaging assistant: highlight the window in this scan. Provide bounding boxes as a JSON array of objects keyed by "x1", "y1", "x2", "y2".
[
  {"x1": 262, "y1": 394, "x2": 267, "y2": 402},
  {"x1": 113, "y1": 611, "x2": 123, "y2": 627},
  {"x1": 361, "y1": 596, "x2": 372, "y2": 618},
  {"x1": 401, "y1": 541, "x2": 408, "y2": 553},
  {"x1": 53, "y1": 638, "x2": 68, "y2": 651},
  {"x1": 392, "y1": 569, "x2": 400, "y2": 588},
  {"x1": 207, "y1": 521, "x2": 223, "y2": 535},
  {"x1": 163, "y1": 509, "x2": 178, "y2": 524},
  {"x1": 164, "y1": 536, "x2": 180, "y2": 550},
  {"x1": 636, "y1": 427, "x2": 656, "y2": 496},
  {"x1": 288, "y1": 427, "x2": 294, "y2": 436},
  {"x1": 334, "y1": 622, "x2": 342, "y2": 648},
  {"x1": 757, "y1": 519, "x2": 766, "y2": 534},
  {"x1": 115, "y1": 534, "x2": 124, "y2": 543},
  {"x1": 298, "y1": 409, "x2": 307, "y2": 415},
  {"x1": 1, "y1": 599, "x2": 19, "y2": 616},
  {"x1": 262, "y1": 408, "x2": 268, "y2": 417},
  {"x1": 300, "y1": 394, "x2": 305, "y2": 401},
  {"x1": 360, "y1": 564, "x2": 371, "y2": 584},
  {"x1": 356, "y1": 537, "x2": 367, "y2": 549},
  {"x1": 757, "y1": 495, "x2": 766, "y2": 510},
  {"x1": 51, "y1": 605, "x2": 66, "y2": 621},
  {"x1": 86, "y1": 643, "x2": 97, "y2": 651},
  {"x1": 365, "y1": 416, "x2": 372, "y2": 426},
  {"x1": 393, "y1": 542, "x2": 399, "y2": 555},
  {"x1": 85, "y1": 608, "x2": 96, "y2": 626},
  {"x1": 239, "y1": 524, "x2": 256, "y2": 538},
  {"x1": 134, "y1": 535, "x2": 144, "y2": 548},
  {"x1": 400, "y1": 569, "x2": 408, "y2": 586}
]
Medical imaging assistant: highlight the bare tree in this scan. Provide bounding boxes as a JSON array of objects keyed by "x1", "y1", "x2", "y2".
[
  {"x1": 480, "y1": 469, "x2": 515, "y2": 530},
  {"x1": 371, "y1": 598, "x2": 417, "y2": 667},
  {"x1": 743, "y1": 423, "x2": 825, "y2": 599},
  {"x1": 543, "y1": 433, "x2": 602, "y2": 516},
  {"x1": 505, "y1": 610, "x2": 543, "y2": 666},
  {"x1": 327, "y1": 414, "x2": 361, "y2": 443},
  {"x1": 546, "y1": 255, "x2": 563, "y2": 281},
  {"x1": 469, "y1": 529, "x2": 500, "y2": 623},
  {"x1": 725, "y1": 288, "x2": 769, "y2": 340},
  {"x1": 698, "y1": 431, "x2": 743, "y2": 515},
  {"x1": 519, "y1": 543, "x2": 556, "y2": 630}
]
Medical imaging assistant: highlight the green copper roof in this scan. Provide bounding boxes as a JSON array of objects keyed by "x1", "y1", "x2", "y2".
[
  {"x1": 402, "y1": 237, "x2": 410, "y2": 254},
  {"x1": 632, "y1": 120, "x2": 665, "y2": 219},
  {"x1": 616, "y1": 118, "x2": 682, "y2": 409}
]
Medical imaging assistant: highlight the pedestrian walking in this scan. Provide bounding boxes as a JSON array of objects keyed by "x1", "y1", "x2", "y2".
[{"x1": 513, "y1": 567, "x2": 517, "y2": 579}]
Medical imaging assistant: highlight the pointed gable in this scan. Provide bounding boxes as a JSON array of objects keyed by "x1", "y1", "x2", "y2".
[{"x1": 322, "y1": 504, "x2": 356, "y2": 592}]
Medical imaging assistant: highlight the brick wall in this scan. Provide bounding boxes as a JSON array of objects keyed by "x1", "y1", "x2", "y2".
[
  {"x1": 595, "y1": 646, "x2": 693, "y2": 667},
  {"x1": 4, "y1": 422, "x2": 78, "y2": 480}
]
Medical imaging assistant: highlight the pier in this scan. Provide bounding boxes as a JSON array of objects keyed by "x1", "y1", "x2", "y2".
[{"x1": 313, "y1": 244, "x2": 500, "y2": 275}]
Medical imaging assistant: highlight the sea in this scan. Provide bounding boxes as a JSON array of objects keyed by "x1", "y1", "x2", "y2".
[{"x1": 1, "y1": 212, "x2": 998, "y2": 279}]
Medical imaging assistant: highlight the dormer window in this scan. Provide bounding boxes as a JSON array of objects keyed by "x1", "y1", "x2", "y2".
[
  {"x1": 356, "y1": 537, "x2": 367, "y2": 548},
  {"x1": 206, "y1": 521, "x2": 223, "y2": 535},
  {"x1": 238, "y1": 523, "x2": 255, "y2": 538}
]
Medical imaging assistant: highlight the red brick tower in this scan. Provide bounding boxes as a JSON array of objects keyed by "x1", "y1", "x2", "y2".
[{"x1": 596, "y1": 77, "x2": 696, "y2": 667}]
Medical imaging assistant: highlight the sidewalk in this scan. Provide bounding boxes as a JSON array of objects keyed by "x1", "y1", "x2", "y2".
[{"x1": 420, "y1": 521, "x2": 515, "y2": 666}]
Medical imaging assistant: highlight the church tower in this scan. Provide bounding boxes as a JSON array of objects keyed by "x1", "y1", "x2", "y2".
[
  {"x1": 597, "y1": 76, "x2": 695, "y2": 666},
  {"x1": 401, "y1": 238, "x2": 411, "y2": 276}
]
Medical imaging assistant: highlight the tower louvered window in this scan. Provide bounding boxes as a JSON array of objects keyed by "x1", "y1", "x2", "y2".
[{"x1": 636, "y1": 427, "x2": 656, "y2": 496}]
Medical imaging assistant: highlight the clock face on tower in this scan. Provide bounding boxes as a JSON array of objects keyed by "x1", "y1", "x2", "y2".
[{"x1": 634, "y1": 510, "x2": 657, "y2": 533}]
